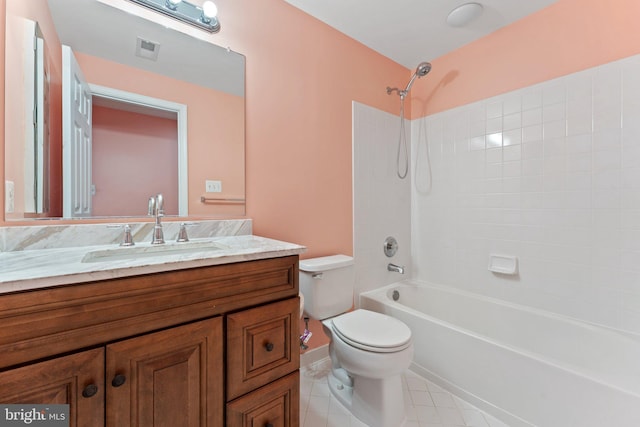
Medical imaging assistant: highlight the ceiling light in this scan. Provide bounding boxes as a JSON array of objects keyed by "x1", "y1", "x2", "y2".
[
  {"x1": 200, "y1": 1, "x2": 219, "y2": 28},
  {"x1": 446, "y1": 2, "x2": 484, "y2": 28},
  {"x1": 202, "y1": 1, "x2": 217, "y2": 19},
  {"x1": 128, "y1": 0, "x2": 220, "y2": 33}
]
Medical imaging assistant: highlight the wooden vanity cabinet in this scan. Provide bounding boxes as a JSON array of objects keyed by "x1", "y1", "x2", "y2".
[{"x1": 0, "y1": 255, "x2": 300, "y2": 427}]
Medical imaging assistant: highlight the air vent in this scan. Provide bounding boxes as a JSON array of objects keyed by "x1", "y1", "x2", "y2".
[{"x1": 135, "y1": 37, "x2": 160, "y2": 61}]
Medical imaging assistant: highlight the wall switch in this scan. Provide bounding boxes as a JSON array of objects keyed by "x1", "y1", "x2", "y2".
[
  {"x1": 205, "y1": 180, "x2": 222, "y2": 193},
  {"x1": 5, "y1": 180, "x2": 15, "y2": 213}
]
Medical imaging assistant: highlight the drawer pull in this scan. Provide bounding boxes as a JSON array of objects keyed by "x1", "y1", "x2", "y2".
[
  {"x1": 81, "y1": 384, "x2": 98, "y2": 398},
  {"x1": 111, "y1": 374, "x2": 127, "y2": 387},
  {"x1": 265, "y1": 342, "x2": 274, "y2": 352}
]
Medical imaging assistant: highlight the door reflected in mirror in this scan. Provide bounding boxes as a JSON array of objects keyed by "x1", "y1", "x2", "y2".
[{"x1": 4, "y1": 0, "x2": 245, "y2": 220}]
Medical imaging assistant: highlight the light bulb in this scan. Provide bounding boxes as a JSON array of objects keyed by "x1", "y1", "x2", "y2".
[{"x1": 202, "y1": 1, "x2": 217, "y2": 19}]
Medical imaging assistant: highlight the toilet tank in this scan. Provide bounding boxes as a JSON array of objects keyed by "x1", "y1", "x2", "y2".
[{"x1": 299, "y1": 255, "x2": 355, "y2": 320}]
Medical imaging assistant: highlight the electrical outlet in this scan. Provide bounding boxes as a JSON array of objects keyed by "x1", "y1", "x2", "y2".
[
  {"x1": 5, "y1": 180, "x2": 15, "y2": 213},
  {"x1": 205, "y1": 180, "x2": 222, "y2": 193}
]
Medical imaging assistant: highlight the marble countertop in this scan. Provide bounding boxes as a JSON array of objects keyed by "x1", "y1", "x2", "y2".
[{"x1": 0, "y1": 235, "x2": 306, "y2": 294}]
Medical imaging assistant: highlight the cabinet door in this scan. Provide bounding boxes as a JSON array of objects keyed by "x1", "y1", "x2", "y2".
[
  {"x1": 227, "y1": 371, "x2": 299, "y2": 427},
  {"x1": 106, "y1": 317, "x2": 223, "y2": 427},
  {"x1": 227, "y1": 298, "x2": 300, "y2": 400},
  {"x1": 0, "y1": 348, "x2": 105, "y2": 427}
]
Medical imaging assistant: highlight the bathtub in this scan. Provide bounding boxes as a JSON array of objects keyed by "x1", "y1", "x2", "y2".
[{"x1": 360, "y1": 281, "x2": 640, "y2": 427}]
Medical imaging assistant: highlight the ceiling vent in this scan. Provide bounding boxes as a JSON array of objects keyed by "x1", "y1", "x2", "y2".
[{"x1": 135, "y1": 37, "x2": 160, "y2": 61}]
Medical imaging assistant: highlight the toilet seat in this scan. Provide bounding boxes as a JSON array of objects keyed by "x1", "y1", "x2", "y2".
[{"x1": 330, "y1": 309, "x2": 412, "y2": 353}]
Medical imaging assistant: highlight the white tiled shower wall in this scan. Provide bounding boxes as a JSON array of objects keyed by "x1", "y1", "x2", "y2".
[
  {"x1": 353, "y1": 102, "x2": 411, "y2": 299},
  {"x1": 411, "y1": 54, "x2": 640, "y2": 334}
]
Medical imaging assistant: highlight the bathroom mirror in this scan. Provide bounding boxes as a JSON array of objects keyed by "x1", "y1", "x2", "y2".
[{"x1": 4, "y1": 0, "x2": 245, "y2": 220}]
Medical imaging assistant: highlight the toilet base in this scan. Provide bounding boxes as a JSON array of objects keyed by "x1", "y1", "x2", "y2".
[{"x1": 327, "y1": 367, "x2": 408, "y2": 427}]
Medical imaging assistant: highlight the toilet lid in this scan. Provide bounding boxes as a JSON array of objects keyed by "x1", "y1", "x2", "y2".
[{"x1": 331, "y1": 309, "x2": 412, "y2": 353}]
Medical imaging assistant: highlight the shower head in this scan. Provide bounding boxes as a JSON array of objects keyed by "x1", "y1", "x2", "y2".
[
  {"x1": 416, "y1": 61, "x2": 432, "y2": 77},
  {"x1": 404, "y1": 61, "x2": 432, "y2": 93},
  {"x1": 386, "y1": 61, "x2": 432, "y2": 98}
]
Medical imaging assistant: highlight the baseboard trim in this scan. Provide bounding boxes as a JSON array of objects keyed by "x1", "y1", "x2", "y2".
[{"x1": 300, "y1": 344, "x2": 329, "y2": 368}]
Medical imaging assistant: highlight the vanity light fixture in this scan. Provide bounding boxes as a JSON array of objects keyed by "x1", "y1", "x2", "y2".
[
  {"x1": 166, "y1": 0, "x2": 181, "y2": 10},
  {"x1": 128, "y1": 0, "x2": 220, "y2": 33}
]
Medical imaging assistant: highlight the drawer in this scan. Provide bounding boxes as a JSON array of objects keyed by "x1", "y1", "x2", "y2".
[
  {"x1": 226, "y1": 370, "x2": 299, "y2": 427},
  {"x1": 226, "y1": 298, "x2": 300, "y2": 400}
]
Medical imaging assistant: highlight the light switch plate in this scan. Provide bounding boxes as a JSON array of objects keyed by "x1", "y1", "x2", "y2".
[
  {"x1": 205, "y1": 180, "x2": 222, "y2": 193},
  {"x1": 5, "y1": 180, "x2": 15, "y2": 213}
]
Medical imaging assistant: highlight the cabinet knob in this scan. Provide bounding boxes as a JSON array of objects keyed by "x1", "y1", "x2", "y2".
[
  {"x1": 81, "y1": 384, "x2": 99, "y2": 398},
  {"x1": 111, "y1": 374, "x2": 127, "y2": 387},
  {"x1": 265, "y1": 423, "x2": 274, "y2": 427},
  {"x1": 265, "y1": 342, "x2": 274, "y2": 352}
]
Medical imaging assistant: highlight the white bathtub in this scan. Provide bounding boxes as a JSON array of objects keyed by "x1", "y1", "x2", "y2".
[{"x1": 360, "y1": 281, "x2": 640, "y2": 427}]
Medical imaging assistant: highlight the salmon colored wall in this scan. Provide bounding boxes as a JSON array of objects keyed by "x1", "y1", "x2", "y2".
[
  {"x1": 210, "y1": 0, "x2": 407, "y2": 257},
  {"x1": 412, "y1": 0, "x2": 640, "y2": 118},
  {"x1": 92, "y1": 106, "x2": 179, "y2": 217}
]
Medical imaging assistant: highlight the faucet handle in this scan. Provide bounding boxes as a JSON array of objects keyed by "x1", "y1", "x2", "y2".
[
  {"x1": 176, "y1": 222, "x2": 195, "y2": 242},
  {"x1": 121, "y1": 225, "x2": 134, "y2": 246},
  {"x1": 108, "y1": 224, "x2": 135, "y2": 246}
]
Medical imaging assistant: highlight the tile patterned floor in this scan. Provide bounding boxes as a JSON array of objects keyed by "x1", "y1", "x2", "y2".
[{"x1": 299, "y1": 359, "x2": 511, "y2": 427}]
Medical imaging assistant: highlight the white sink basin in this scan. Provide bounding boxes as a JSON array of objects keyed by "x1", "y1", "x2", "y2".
[{"x1": 82, "y1": 240, "x2": 227, "y2": 263}]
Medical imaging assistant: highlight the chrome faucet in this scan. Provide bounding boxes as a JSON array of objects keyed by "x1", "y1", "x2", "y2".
[
  {"x1": 148, "y1": 193, "x2": 165, "y2": 244},
  {"x1": 387, "y1": 263, "x2": 405, "y2": 274}
]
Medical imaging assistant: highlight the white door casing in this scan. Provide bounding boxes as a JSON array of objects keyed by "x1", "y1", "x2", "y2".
[
  {"x1": 62, "y1": 45, "x2": 92, "y2": 217},
  {"x1": 35, "y1": 33, "x2": 50, "y2": 213}
]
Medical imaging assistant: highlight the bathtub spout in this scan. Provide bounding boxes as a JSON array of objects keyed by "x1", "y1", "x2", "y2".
[{"x1": 387, "y1": 263, "x2": 405, "y2": 274}]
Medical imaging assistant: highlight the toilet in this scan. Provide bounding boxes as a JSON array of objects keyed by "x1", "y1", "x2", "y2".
[{"x1": 299, "y1": 255, "x2": 413, "y2": 427}]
